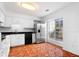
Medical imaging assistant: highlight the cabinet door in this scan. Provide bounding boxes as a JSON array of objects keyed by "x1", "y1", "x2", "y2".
[
  {"x1": 32, "y1": 34, "x2": 35, "y2": 43},
  {"x1": 15, "y1": 34, "x2": 25, "y2": 46},
  {"x1": 10, "y1": 34, "x2": 25, "y2": 47},
  {"x1": 0, "y1": 35, "x2": 10, "y2": 57},
  {"x1": 10, "y1": 35, "x2": 16, "y2": 47},
  {"x1": 0, "y1": 10, "x2": 5, "y2": 23}
]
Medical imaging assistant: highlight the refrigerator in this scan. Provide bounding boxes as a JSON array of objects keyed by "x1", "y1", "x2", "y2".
[{"x1": 34, "y1": 21, "x2": 45, "y2": 43}]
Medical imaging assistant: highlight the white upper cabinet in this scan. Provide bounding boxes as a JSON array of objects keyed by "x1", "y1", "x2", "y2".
[
  {"x1": 0, "y1": 10, "x2": 5, "y2": 23},
  {"x1": 0, "y1": 9, "x2": 5, "y2": 27}
]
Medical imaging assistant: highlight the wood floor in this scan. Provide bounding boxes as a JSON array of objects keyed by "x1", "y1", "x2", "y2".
[
  {"x1": 9, "y1": 43, "x2": 78, "y2": 57},
  {"x1": 63, "y1": 50, "x2": 79, "y2": 57}
]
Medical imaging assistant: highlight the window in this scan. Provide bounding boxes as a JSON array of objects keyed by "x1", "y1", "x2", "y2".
[{"x1": 47, "y1": 18, "x2": 63, "y2": 41}]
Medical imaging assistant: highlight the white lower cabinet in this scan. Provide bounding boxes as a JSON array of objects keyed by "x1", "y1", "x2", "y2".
[
  {"x1": 32, "y1": 33, "x2": 35, "y2": 43},
  {"x1": 0, "y1": 35, "x2": 10, "y2": 57},
  {"x1": 9, "y1": 34, "x2": 25, "y2": 47}
]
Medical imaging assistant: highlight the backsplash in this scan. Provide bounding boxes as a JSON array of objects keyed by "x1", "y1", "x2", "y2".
[{"x1": 0, "y1": 28, "x2": 34, "y2": 32}]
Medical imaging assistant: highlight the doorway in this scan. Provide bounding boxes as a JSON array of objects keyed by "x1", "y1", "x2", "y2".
[{"x1": 47, "y1": 18, "x2": 63, "y2": 46}]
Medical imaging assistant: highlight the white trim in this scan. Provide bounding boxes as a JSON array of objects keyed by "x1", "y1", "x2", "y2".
[{"x1": 47, "y1": 38, "x2": 63, "y2": 47}]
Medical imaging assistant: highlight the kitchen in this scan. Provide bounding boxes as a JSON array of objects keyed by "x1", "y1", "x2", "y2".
[
  {"x1": 0, "y1": 2, "x2": 79, "y2": 57},
  {"x1": 0, "y1": 2, "x2": 46, "y2": 56}
]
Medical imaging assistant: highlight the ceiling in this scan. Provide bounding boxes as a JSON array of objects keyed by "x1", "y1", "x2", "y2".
[{"x1": 3, "y1": 2, "x2": 71, "y2": 18}]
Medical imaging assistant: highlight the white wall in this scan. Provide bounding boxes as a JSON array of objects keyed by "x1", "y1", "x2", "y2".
[
  {"x1": 40, "y1": 23, "x2": 46, "y2": 39},
  {"x1": 43, "y1": 3, "x2": 79, "y2": 55}
]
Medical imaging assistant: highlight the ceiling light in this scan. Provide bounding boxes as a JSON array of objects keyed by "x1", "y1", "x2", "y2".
[{"x1": 18, "y1": 2, "x2": 38, "y2": 11}]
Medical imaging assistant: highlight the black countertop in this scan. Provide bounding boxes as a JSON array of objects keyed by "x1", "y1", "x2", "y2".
[{"x1": 1, "y1": 31, "x2": 34, "y2": 35}]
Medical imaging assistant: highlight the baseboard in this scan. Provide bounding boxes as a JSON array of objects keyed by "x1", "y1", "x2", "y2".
[
  {"x1": 46, "y1": 42, "x2": 62, "y2": 48},
  {"x1": 63, "y1": 48, "x2": 79, "y2": 57},
  {"x1": 63, "y1": 49, "x2": 79, "y2": 57},
  {"x1": 47, "y1": 39, "x2": 63, "y2": 47}
]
